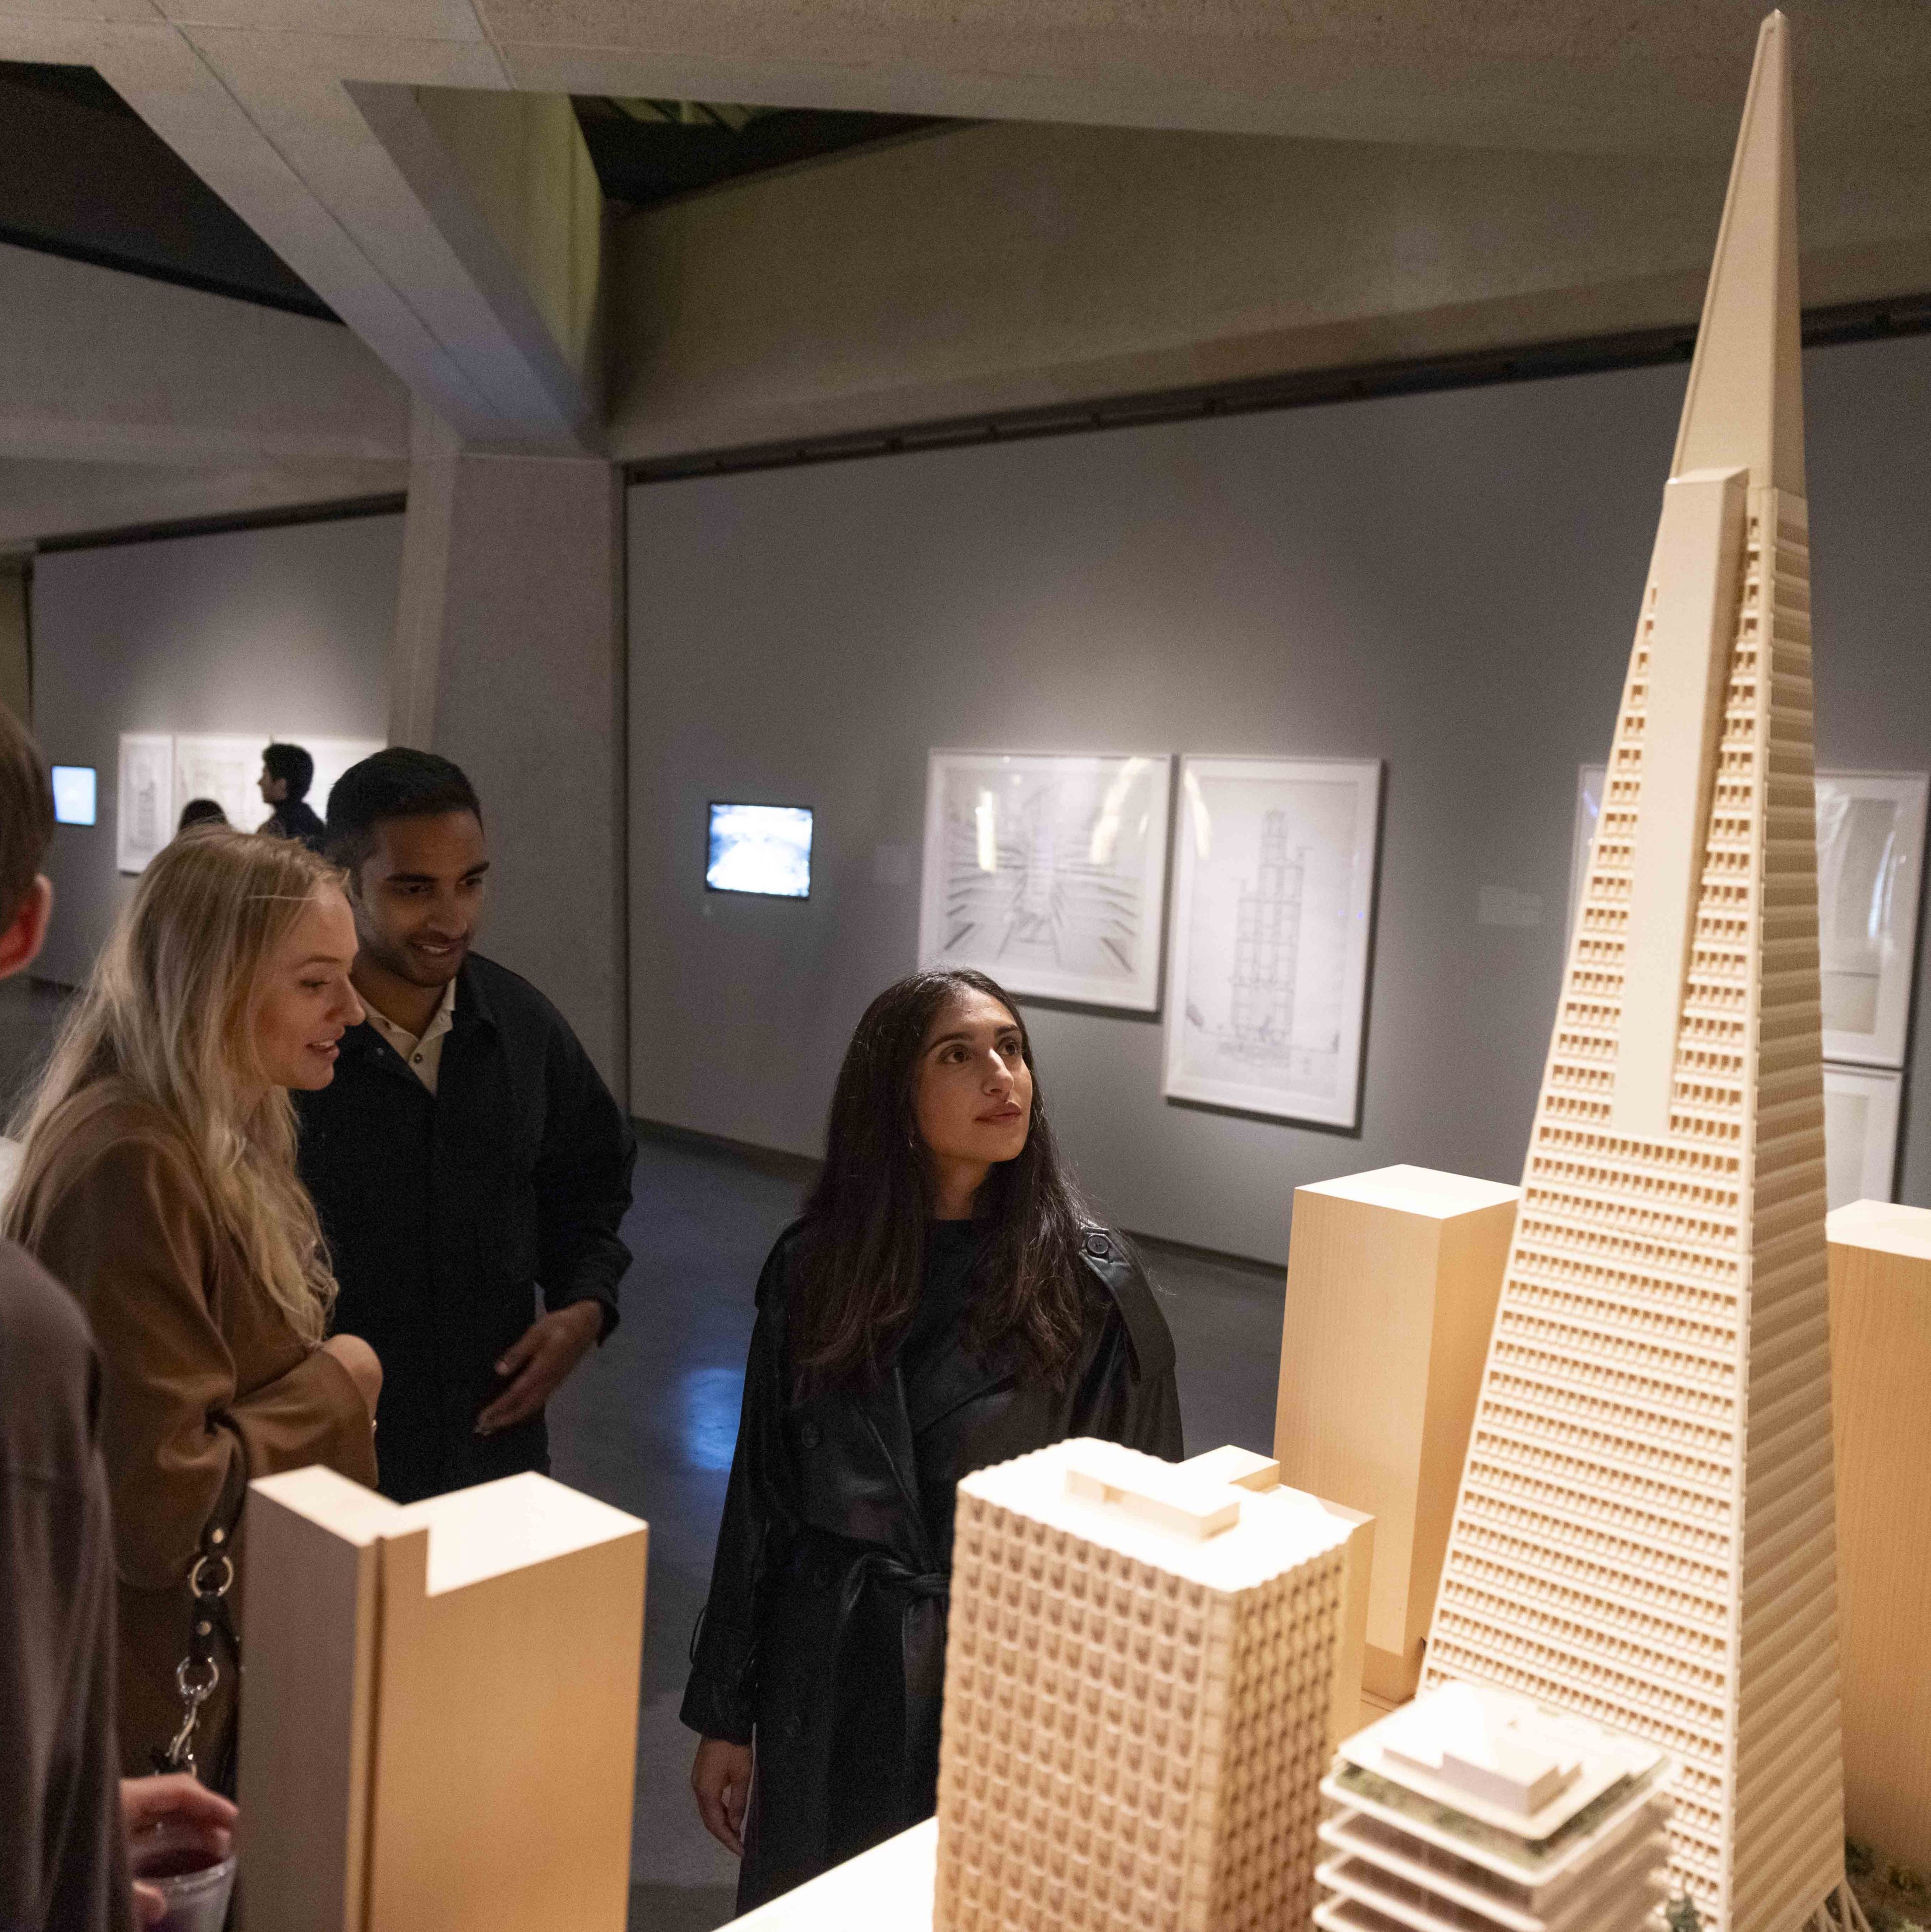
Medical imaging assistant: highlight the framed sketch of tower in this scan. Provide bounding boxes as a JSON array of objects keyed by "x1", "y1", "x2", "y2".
[
  {"x1": 1426, "y1": 17, "x2": 1863, "y2": 1932},
  {"x1": 918, "y1": 749, "x2": 1173, "y2": 1011},
  {"x1": 1162, "y1": 754, "x2": 1380, "y2": 1127}
]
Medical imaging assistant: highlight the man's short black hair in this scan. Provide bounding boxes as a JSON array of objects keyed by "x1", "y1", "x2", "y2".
[
  {"x1": 0, "y1": 704, "x2": 53, "y2": 930},
  {"x1": 262, "y1": 741, "x2": 315, "y2": 801},
  {"x1": 325, "y1": 747, "x2": 483, "y2": 875}
]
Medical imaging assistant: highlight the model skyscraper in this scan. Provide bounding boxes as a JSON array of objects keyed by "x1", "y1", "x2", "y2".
[
  {"x1": 934, "y1": 1440, "x2": 1355, "y2": 1932},
  {"x1": 1425, "y1": 15, "x2": 1861, "y2": 1932}
]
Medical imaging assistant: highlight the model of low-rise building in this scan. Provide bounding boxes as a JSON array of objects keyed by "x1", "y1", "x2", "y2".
[{"x1": 1317, "y1": 1681, "x2": 1674, "y2": 1932}]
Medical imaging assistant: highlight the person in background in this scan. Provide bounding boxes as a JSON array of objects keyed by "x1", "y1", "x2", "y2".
[
  {"x1": 175, "y1": 798, "x2": 226, "y2": 834},
  {"x1": 684, "y1": 968, "x2": 1183, "y2": 1911},
  {"x1": 296, "y1": 749, "x2": 635, "y2": 1504},
  {"x1": 257, "y1": 742, "x2": 325, "y2": 852},
  {"x1": 0, "y1": 704, "x2": 238, "y2": 1932},
  {"x1": 6, "y1": 828, "x2": 382, "y2": 1786}
]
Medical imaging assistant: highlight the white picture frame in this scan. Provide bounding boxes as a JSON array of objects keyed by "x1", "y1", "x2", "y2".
[
  {"x1": 116, "y1": 733, "x2": 174, "y2": 875},
  {"x1": 277, "y1": 734, "x2": 385, "y2": 822},
  {"x1": 918, "y1": 750, "x2": 1173, "y2": 1011},
  {"x1": 1823, "y1": 1062, "x2": 1902, "y2": 1211},
  {"x1": 1162, "y1": 754, "x2": 1382, "y2": 1128},
  {"x1": 174, "y1": 734, "x2": 266, "y2": 839},
  {"x1": 1568, "y1": 764, "x2": 1926, "y2": 1069},
  {"x1": 1816, "y1": 771, "x2": 1927, "y2": 1067}
]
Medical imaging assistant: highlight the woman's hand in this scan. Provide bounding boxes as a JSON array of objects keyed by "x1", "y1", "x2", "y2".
[
  {"x1": 691, "y1": 1737, "x2": 753, "y2": 1858},
  {"x1": 321, "y1": 1332, "x2": 383, "y2": 1413},
  {"x1": 121, "y1": 1775, "x2": 237, "y2": 1926}
]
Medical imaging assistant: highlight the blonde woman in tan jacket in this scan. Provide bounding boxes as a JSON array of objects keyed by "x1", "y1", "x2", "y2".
[{"x1": 7, "y1": 826, "x2": 381, "y2": 1782}]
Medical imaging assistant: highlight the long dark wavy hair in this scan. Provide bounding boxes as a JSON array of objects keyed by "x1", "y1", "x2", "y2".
[{"x1": 790, "y1": 968, "x2": 1092, "y2": 1394}]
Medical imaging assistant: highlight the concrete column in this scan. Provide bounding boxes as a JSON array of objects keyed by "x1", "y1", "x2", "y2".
[{"x1": 389, "y1": 410, "x2": 627, "y2": 1101}]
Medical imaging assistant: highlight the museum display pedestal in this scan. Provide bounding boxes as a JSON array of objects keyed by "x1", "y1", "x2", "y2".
[
  {"x1": 728, "y1": 1820, "x2": 938, "y2": 1929},
  {"x1": 1274, "y1": 1164, "x2": 1519, "y2": 1701},
  {"x1": 235, "y1": 1466, "x2": 648, "y2": 1932},
  {"x1": 1827, "y1": 1199, "x2": 1931, "y2": 1875}
]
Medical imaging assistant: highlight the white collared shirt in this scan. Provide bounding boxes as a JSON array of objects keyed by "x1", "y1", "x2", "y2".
[{"x1": 362, "y1": 977, "x2": 457, "y2": 1095}]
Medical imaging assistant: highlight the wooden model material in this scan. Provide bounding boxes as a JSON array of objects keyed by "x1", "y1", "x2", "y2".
[
  {"x1": 1274, "y1": 1164, "x2": 1519, "y2": 1700},
  {"x1": 235, "y1": 1467, "x2": 648, "y2": 1932},
  {"x1": 1424, "y1": 17, "x2": 1863, "y2": 1932},
  {"x1": 1317, "y1": 1682, "x2": 1674, "y2": 1932},
  {"x1": 933, "y1": 1438, "x2": 1355, "y2": 1932},
  {"x1": 1825, "y1": 1200, "x2": 1931, "y2": 1874}
]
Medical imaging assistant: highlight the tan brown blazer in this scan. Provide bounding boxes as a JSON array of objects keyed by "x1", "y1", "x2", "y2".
[{"x1": 12, "y1": 1089, "x2": 377, "y2": 1775}]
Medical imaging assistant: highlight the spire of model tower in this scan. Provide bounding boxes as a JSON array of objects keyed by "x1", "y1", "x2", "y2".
[{"x1": 1424, "y1": 16, "x2": 1865, "y2": 1932}]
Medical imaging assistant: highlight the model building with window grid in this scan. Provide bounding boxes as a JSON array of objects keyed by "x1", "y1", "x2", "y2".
[
  {"x1": 1318, "y1": 1681, "x2": 1673, "y2": 1932},
  {"x1": 933, "y1": 1438, "x2": 1356, "y2": 1932},
  {"x1": 1423, "y1": 17, "x2": 1864, "y2": 1932}
]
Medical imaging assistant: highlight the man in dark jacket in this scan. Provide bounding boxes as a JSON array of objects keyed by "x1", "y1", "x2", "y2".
[
  {"x1": 295, "y1": 748, "x2": 635, "y2": 1503},
  {"x1": 256, "y1": 741, "x2": 327, "y2": 851}
]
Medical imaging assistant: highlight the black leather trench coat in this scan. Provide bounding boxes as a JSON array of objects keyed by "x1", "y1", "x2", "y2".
[{"x1": 680, "y1": 1222, "x2": 1184, "y2": 1912}]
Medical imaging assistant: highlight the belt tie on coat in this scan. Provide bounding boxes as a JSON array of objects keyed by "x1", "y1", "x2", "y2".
[{"x1": 835, "y1": 1550, "x2": 950, "y2": 1818}]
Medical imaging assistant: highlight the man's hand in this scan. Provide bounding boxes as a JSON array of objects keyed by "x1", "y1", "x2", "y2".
[
  {"x1": 475, "y1": 1300, "x2": 603, "y2": 1436},
  {"x1": 691, "y1": 1737, "x2": 753, "y2": 1858},
  {"x1": 121, "y1": 1775, "x2": 236, "y2": 1926}
]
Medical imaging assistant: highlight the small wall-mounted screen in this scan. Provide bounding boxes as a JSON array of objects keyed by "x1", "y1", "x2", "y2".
[
  {"x1": 51, "y1": 766, "x2": 97, "y2": 827},
  {"x1": 707, "y1": 803, "x2": 812, "y2": 899}
]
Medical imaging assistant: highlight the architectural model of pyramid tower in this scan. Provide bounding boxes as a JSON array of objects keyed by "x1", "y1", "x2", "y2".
[{"x1": 1424, "y1": 17, "x2": 1863, "y2": 1932}]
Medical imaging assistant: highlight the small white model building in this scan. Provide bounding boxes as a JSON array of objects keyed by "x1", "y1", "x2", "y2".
[
  {"x1": 1424, "y1": 15, "x2": 1865, "y2": 1932},
  {"x1": 933, "y1": 1438, "x2": 1358, "y2": 1932},
  {"x1": 1317, "y1": 1682, "x2": 1673, "y2": 1932}
]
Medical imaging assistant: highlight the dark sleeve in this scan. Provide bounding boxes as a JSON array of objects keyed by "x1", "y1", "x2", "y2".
[
  {"x1": 533, "y1": 1015, "x2": 637, "y2": 1336},
  {"x1": 679, "y1": 1243, "x2": 798, "y2": 1745},
  {"x1": 1071, "y1": 1237, "x2": 1185, "y2": 1463},
  {"x1": 0, "y1": 1279, "x2": 136, "y2": 1932}
]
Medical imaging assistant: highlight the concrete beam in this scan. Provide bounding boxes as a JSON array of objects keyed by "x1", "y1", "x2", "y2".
[
  {"x1": 606, "y1": 119, "x2": 1931, "y2": 463},
  {"x1": 0, "y1": 242, "x2": 410, "y2": 468},
  {"x1": 0, "y1": 9, "x2": 605, "y2": 451}
]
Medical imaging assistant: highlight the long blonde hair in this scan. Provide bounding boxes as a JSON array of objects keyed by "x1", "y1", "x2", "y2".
[{"x1": 8, "y1": 828, "x2": 346, "y2": 1345}]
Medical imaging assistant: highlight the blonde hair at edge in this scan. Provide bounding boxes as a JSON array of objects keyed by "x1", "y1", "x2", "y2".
[{"x1": 6, "y1": 827, "x2": 344, "y2": 1346}]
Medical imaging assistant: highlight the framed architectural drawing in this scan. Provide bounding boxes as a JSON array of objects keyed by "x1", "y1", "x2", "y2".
[
  {"x1": 918, "y1": 750, "x2": 1173, "y2": 1011},
  {"x1": 1570, "y1": 766, "x2": 1927, "y2": 1068},
  {"x1": 1566, "y1": 764, "x2": 1607, "y2": 945},
  {"x1": 175, "y1": 734, "x2": 264, "y2": 837},
  {"x1": 1816, "y1": 771, "x2": 1926, "y2": 1067},
  {"x1": 116, "y1": 733, "x2": 173, "y2": 874},
  {"x1": 279, "y1": 733, "x2": 384, "y2": 821},
  {"x1": 1162, "y1": 755, "x2": 1381, "y2": 1127},
  {"x1": 1823, "y1": 1063, "x2": 1902, "y2": 1211}
]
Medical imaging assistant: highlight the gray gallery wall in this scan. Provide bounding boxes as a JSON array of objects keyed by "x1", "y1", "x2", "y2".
[
  {"x1": 629, "y1": 331, "x2": 1931, "y2": 1267},
  {"x1": 31, "y1": 513, "x2": 401, "y2": 988}
]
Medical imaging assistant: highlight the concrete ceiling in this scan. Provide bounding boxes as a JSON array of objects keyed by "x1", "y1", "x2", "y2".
[{"x1": 2, "y1": 0, "x2": 1929, "y2": 499}]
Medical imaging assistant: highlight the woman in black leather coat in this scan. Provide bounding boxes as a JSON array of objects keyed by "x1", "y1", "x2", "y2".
[{"x1": 681, "y1": 968, "x2": 1183, "y2": 1910}]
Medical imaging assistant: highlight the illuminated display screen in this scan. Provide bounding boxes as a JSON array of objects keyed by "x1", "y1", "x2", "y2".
[
  {"x1": 707, "y1": 803, "x2": 812, "y2": 899},
  {"x1": 51, "y1": 765, "x2": 97, "y2": 826}
]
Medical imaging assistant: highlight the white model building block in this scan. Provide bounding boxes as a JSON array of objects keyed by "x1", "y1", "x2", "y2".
[
  {"x1": 1826, "y1": 1200, "x2": 1931, "y2": 1874},
  {"x1": 1425, "y1": 17, "x2": 1864, "y2": 1932},
  {"x1": 726, "y1": 1820, "x2": 938, "y2": 1931},
  {"x1": 933, "y1": 1438, "x2": 1356, "y2": 1932},
  {"x1": 1317, "y1": 1682, "x2": 1674, "y2": 1932},
  {"x1": 236, "y1": 1466, "x2": 648, "y2": 1932},
  {"x1": 1275, "y1": 1164, "x2": 1519, "y2": 1701}
]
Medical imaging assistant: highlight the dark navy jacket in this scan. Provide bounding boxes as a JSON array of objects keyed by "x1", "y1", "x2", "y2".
[{"x1": 295, "y1": 953, "x2": 635, "y2": 1503}]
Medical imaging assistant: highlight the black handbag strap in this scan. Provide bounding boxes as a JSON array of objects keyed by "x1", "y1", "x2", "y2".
[{"x1": 152, "y1": 1422, "x2": 248, "y2": 1786}]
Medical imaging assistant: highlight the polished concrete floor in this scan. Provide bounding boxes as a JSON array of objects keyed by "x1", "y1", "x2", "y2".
[
  {"x1": 551, "y1": 1128, "x2": 1287, "y2": 1931},
  {"x1": 0, "y1": 976, "x2": 1287, "y2": 1932}
]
